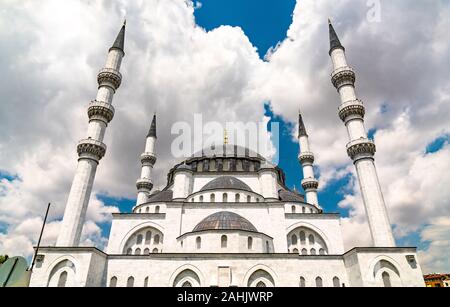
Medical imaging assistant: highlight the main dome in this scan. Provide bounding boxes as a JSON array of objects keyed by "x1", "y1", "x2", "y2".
[
  {"x1": 200, "y1": 176, "x2": 252, "y2": 192},
  {"x1": 191, "y1": 145, "x2": 263, "y2": 159},
  {"x1": 193, "y1": 211, "x2": 258, "y2": 232}
]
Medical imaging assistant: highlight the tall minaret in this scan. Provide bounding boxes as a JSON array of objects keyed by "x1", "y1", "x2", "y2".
[
  {"x1": 328, "y1": 20, "x2": 395, "y2": 247},
  {"x1": 57, "y1": 22, "x2": 126, "y2": 247},
  {"x1": 136, "y1": 115, "x2": 157, "y2": 206},
  {"x1": 298, "y1": 113, "x2": 321, "y2": 209}
]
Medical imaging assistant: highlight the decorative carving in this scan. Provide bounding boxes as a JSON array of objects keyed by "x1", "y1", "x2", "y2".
[
  {"x1": 97, "y1": 68, "x2": 122, "y2": 90},
  {"x1": 141, "y1": 153, "x2": 157, "y2": 166},
  {"x1": 298, "y1": 152, "x2": 315, "y2": 165},
  {"x1": 302, "y1": 178, "x2": 319, "y2": 191},
  {"x1": 347, "y1": 139, "x2": 376, "y2": 160},
  {"x1": 136, "y1": 178, "x2": 153, "y2": 192},
  {"x1": 77, "y1": 139, "x2": 107, "y2": 161},
  {"x1": 338, "y1": 100, "x2": 365, "y2": 122},
  {"x1": 331, "y1": 66, "x2": 356, "y2": 89},
  {"x1": 88, "y1": 100, "x2": 115, "y2": 124}
]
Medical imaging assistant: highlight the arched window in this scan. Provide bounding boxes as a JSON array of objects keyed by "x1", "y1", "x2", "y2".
[
  {"x1": 127, "y1": 248, "x2": 133, "y2": 255},
  {"x1": 300, "y1": 231, "x2": 306, "y2": 243},
  {"x1": 146, "y1": 207, "x2": 149, "y2": 213},
  {"x1": 319, "y1": 248, "x2": 326, "y2": 255},
  {"x1": 127, "y1": 277, "x2": 135, "y2": 287},
  {"x1": 302, "y1": 207, "x2": 306, "y2": 214},
  {"x1": 247, "y1": 195, "x2": 251, "y2": 203},
  {"x1": 135, "y1": 248, "x2": 142, "y2": 255},
  {"x1": 309, "y1": 235, "x2": 315, "y2": 245},
  {"x1": 145, "y1": 231, "x2": 152, "y2": 244},
  {"x1": 292, "y1": 206, "x2": 296, "y2": 214},
  {"x1": 57, "y1": 271, "x2": 68, "y2": 288},
  {"x1": 137, "y1": 234, "x2": 143, "y2": 245},
  {"x1": 144, "y1": 248, "x2": 150, "y2": 255},
  {"x1": 382, "y1": 272, "x2": 392, "y2": 288},
  {"x1": 196, "y1": 237, "x2": 202, "y2": 249},
  {"x1": 301, "y1": 248, "x2": 308, "y2": 255},
  {"x1": 300, "y1": 277, "x2": 306, "y2": 287},
  {"x1": 110, "y1": 276, "x2": 117, "y2": 287},
  {"x1": 221, "y1": 235, "x2": 228, "y2": 248},
  {"x1": 266, "y1": 241, "x2": 270, "y2": 253},
  {"x1": 248, "y1": 237, "x2": 253, "y2": 250},
  {"x1": 152, "y1": 248, "x2": 159, "y2": 253},
  {"x1": 291, "y1": 234, "x2": 298, "y2": 245},
  {"x1": 293, "y1": 248, "x2": 299, "y2": 254},
  {"x1": 223, "y1": 193, "x2": 228, "y2": 202},
  {"x1": 256, "y1": 198, "x2": 260, "y2": 203},
  {"x1": 155, "y1": 206, "x2": 160, "y2": 214},
  {"x1": 182, "y1": 281, "x2": 192, "y2": 287},
  {"x1": 200, "y1": 195, "x2": 204, "y2": 202},
  {"x1": 256, "y1": 281, "x2": 267, "y2": 287},
  {"x1": 154, "y1": 234, "x2": 160, "y2": 245},
  {"x1": 235, "y1": 194, "x2": 240, "y2": 202},
  {"x1": 310, "y1": 248, "x2": 317, "y2": 255},
  {"x1": 315, "y1": 277, "x2": 323, "y2": 288},
  {"x1": 333, "y1": 277, "x2": 340, "y2": 287},
  {"x1": 144, "y1": 277, "x2": 149, "y2": 287},
  {"x1": 138, "y1": 209, "x2": 141, "y2": 213},
  {"x1": 211, "y1": 194, "x2": 216, "y2": 202}
]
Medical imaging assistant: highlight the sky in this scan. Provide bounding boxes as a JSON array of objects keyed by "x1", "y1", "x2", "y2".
[{"x1": 0, "y1": 0, "x2": 449, "y2": 275}]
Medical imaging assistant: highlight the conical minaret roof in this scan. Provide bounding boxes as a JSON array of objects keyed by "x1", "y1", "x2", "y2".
[
  {"x1": 298, "y1": 112, "x2": 308, "y2": 138},
  {"x1": 110, "y1": 21, "x2": 126, "y2": 55},
  {"x1": 328, "y1": 19, "x2": 345, "y2": 55},
  {"x1": 147, "y1": 114, "x2": 157, "y2": 138}
]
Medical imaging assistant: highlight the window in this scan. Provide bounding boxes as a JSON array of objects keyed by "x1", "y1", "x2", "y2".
[
  {"x1": 247, "y1": 195, "x2": 251, "y2": 203},
  {"x1": 146, "y1": 207, "x2": 149, "y2": 213},
  {"x1": 291, "y1": 234, "x2": 298, "y2": 245},
  {"x1": 266, "y1": 241, "x2": 270, "y2": 253},
  {"x1": 319, "y1": 248, "x2": 325, "y2": 255},
  {"x1": 110, "y1": 276, "x2": 117, "y2": 287},
  {"x1": 248, "y1": 237, "x2": 253, "y2": 250},
  {"x1": 292, "y1": 206, "x2": 296, "y2": 214},
  {"x1": 300, "y1": 277, "x2": 306, "y2": 287},
  {"x1": 256, "y1": 198, "x2": 260, "y2": 203},
  {"x1": 152, "y1": 248, "x2": 159, "y2": 253},
  {"x1": 302, "y1": 207, "x2": 306, "y2": 214},
  {"x1": 315, "y1": 277, "x2": 323, "y2": 288},
  {"x1": 154, "y1": 234, "x2": 160, "y2": 245},
  {"x1": 300, "y1": 232, "x2": 306, "y2": 243},
  {"x1": 221, "y1": 235, "x2": 228, "y2": 248},
  {"x1": 57, "y1": 271, "x2": 68, "y2": 288},
  {"x1": 309, "y1": 235, "x2": 315, "y2": 245},
  {"x1": 138, "y1": 209, "x2": 141, "y2": 213},
  {"x1": 135, "y1": 248, "x2": 141, "y2": 255},
  {"x1": 137, "y1": 234, "x2": 143, "y2": 245},
  {"x1": 155, "y1": 206, "x2": 160, "y2": 214},
  {"x1": 235, "y1": 194, "x2": 240, "y2": 202},
  {"x1": 211, "y1": 194, "x2": 216, "y2": 202},
  {"x1": 144, "y1": 277, "x2": 149, "y2": 287},
  {"x1": 310, "y1": 248, "x2": 317, "y2": 255},
  {"x1": 382, "y1": 272, "x2": 392, "y2": 288},
  {"x1": 144, "y1": 248, "x2": 150, "y2": 255},
  {"x1": 127, "y1": 248, "x2": 133, "y2": 255},
  {"x1": 293, "y1": 248, "x2": 299, "y2": 254},
  {"x1": 223, "y1": 193, "x2": 228, "y2": 202},
  {"x1": 256, "y1": 281, "x2": 267, "y2": 287},
  {"x1": 200, "y1": 195, "x2": 204, "y2": 202},
  {"x1": 145, "y1": 231, "x2": 152, "y2": 244},
  {"x1": 196, "y1": 237, "x2": 202, "y2": 249},
  {"x1": 182, "y1": 281, "x2": 192, "y2": 287},
  {"x1": 333, "y1": 277, "x2": 340, "y2": 288},
  {"x1": 301, "y1": 248, "x2": 308, "y2": 255},
  {"x1": 127, "y1": 277, "x2": 135, "y2": 287}
]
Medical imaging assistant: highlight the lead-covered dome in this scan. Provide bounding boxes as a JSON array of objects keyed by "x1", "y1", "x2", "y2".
[
  {"x1": 193, "y1": 211, "x2": 258, "y2": 232},
  {"x1": 200, "y1": 176, "x2": 252, "y2": 192}
]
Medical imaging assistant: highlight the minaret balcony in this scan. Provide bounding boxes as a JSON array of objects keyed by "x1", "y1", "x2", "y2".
[
  {"x1": 298, "y1": 152, "x2": 315, "y2": 165},
  {"x1": 346, "y1": 138, "x2": 376, "y2": 161},
  {"x1": 141, "y1": 153, "x2": 157, "y2": 166},
  {"x1": 136, "y1": 178, "x2": 153, "y2": 192},
  {"x1": 88, "y1": 100, "x2": 115, "y2": 124},
  {"x1": 98, "y1": 68, "x2": 122, "y2": 90},
  {"x1": 301, "y1": 178, "x2": 319, "y2": 191},
  {"x1": 338, "y1": 99, "x2": 365, "y2": 122},
  {"x1": 331, "y1": 66, "x2": 356, "y2": 89},
  {"x1": 77, "y1": 139, "x2": 107, "y2": 162}
]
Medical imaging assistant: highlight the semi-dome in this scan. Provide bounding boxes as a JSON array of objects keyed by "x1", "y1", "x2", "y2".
[
  {"x1": 193, "y1": 211, "x2": 258, "y2": 232},
  {"x1": 200, "y1": 176, "x2": 252, "y2": 192}
]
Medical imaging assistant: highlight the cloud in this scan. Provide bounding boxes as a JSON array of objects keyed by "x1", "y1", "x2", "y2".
[{"x1": 0, "y1": 0, "x2": 449, "y2": 274}]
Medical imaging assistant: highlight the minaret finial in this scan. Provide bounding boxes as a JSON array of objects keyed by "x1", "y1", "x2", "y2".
[{"x1": 328, "y1": 19, "x2": 345, "y2": 55}]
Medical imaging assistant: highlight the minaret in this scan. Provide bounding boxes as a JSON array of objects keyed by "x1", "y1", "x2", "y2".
[
  {"x1": 57, "y1": 22, "x2": 126, "y2": 247},
  {"x1": 136, "y1": 115, "x2": 157, "y2": 206},
  {"x1": 297, "y1": 113, "x2": 320, "y2": 209},
  {"x1": 328, "y1": 20, "x2": 395, "y2": 247}
]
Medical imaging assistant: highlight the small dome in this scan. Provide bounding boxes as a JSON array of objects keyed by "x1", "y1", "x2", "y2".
[
  {"x1": 200, "y1": 176, "x2": 252, "y2": 192},
  {"x1": 279, "y1": 190, "x2": 305, "y2": 203},
  {"x1": 193, "y1": 211, "x2": 258, "y2": 232}
]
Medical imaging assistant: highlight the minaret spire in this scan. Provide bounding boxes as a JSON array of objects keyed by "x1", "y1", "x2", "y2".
[
  {"x1": 297, "y1": 111, "x2": 321, "y2": 210},
  {"x1": 57, "y1": 23, "x2": 126, "y2": 247},
  {"x1": 328, "y1": 20, "x2": 395, "y2": 247},
  {"x1": 110, "y1": 21, "x2": 126, "y2": 55},
  {"x1": 136, "y1": 114, "x2": 158, "y2": 207},
  {"x1": 328, "y1": 19, "x2": 345, "y2": 55}
]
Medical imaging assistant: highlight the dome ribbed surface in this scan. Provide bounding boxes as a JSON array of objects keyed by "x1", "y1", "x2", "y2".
[{"x1": 200, "y1": 176, "x2": 252, "y2": 192}]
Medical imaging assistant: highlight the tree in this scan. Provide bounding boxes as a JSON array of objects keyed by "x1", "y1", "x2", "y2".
[{"x1": 0, "y1": 255, "x2": 9, "y2": 265}]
